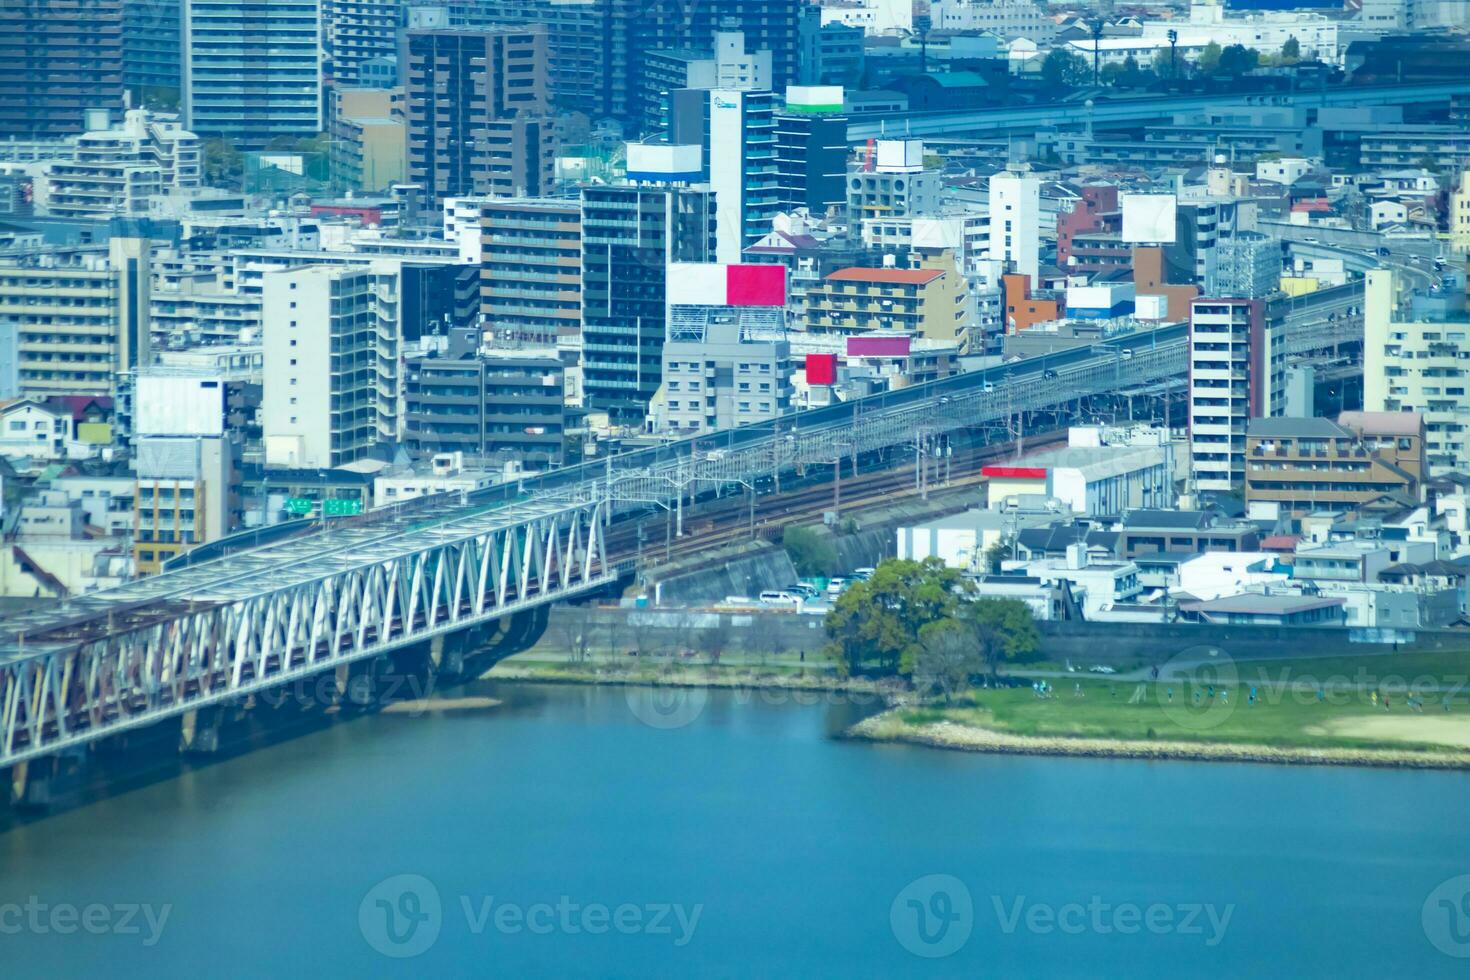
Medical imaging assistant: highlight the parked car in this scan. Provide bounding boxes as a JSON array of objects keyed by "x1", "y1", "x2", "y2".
[
  {"x1": 784, "y1": 583, "x2": 820, "y2": 600},
  {"x1": 852, "y1": 567, "x2": 876, "y2": 581},
  {"x1": 826, "y1": 577, "x2": 848, "y2": 597},
  {"x1": 1087, "y1": 664, "x2": 1117, "y2": 674},
  {"x1": 759, "y1": 591, "x2": 801, "y2": 607}
]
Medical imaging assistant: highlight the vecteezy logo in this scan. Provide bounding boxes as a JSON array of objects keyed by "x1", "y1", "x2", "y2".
[
  {"x1": 1157, "y1": 645, "x2": 1239, "y2": 732},
  {"x1": 890, "y1": 874, "x2": 973, "y2": 959},
  {"x1": 1423, "y1": 874, "x2": 1470, "y2": 958},
  {"x1": 359, "y1": 874, "x2": 442, "y2": 958},
  {"x1": 625, "y1": 682, "x2": 709, "y2": 730}
]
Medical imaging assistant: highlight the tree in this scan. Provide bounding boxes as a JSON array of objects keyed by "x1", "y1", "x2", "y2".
[
  {"x1": 201, "y1": 137, "x2": 243, "y2": 185},
  {"x1": 913, "y1": 619, "x2": 983, "y2": 702},
  {"x1": 982, "y1": 537, "x2": 1011, "y2": 574},
  {"x1": 959, "y1": 598, "x2": 1041, "y2": 676},
  {"x1": 1197, "y1": 41, "x2": 1223, "y2": 75},
  {"x1": 1280, "y1": 36, "x2": 1301, "y2": 64},
  {"x1": 1041, "y1": 49, "x2": 1091, "y2": 89},
  {"x1": 1217, "y1": 44, "x2": 1259, "y2": 77},
  {"x1": 782, "y1": 526, "x2": 840, "y2": 578},
  {"x1": 824, "y1": 558, "x2": 973, "y2": 675}
]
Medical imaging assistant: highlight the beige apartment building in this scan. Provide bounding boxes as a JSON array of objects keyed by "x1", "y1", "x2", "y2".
[
  {"x1": 1244, "y1": 413, "x2": 1425, "y2": 523},
  {"x1": 0, "y1": 237, "x2": 151, "y2": 399},
  {"x1": 805, "y1": 259, "x2": 970, "y2": 346}
]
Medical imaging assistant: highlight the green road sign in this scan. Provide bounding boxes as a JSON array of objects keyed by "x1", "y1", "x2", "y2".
[
  {"x1": 323, "y1": 498, "x2": 362, "y2": 517},
  {"x1": 285, "y1": 497, "x2": 314, "y2": 516}
]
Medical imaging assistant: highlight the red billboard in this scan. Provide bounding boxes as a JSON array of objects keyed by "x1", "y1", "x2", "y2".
[
  {"x1": 847, "y1": 335, "x2": 911, "y2": 357},
  {"x1": 806, "y1": 353, "x2": 838, "y2": 385},
  {"x1": 726, "y1": 264, "x2": 786, "y2": 306}
]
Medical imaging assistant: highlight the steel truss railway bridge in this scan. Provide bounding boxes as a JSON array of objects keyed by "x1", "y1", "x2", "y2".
[{"x1": 0, "y1": 287, "x2": 1363, "y2": 773}]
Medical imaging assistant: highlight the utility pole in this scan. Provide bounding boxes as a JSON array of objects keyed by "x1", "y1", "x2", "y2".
[{"x1": 1091, "y1": 19, "x2": 1104, "y2": 87}]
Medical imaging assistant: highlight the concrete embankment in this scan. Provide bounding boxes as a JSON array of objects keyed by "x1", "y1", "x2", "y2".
[{"x1": 847, "y1": 712, "x2": 1470, "y2": 771}]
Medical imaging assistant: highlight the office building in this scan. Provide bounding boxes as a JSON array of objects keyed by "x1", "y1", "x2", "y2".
[
  {"x1": 0, "y1": 0, "x2": 125, "y2": 138},
  {"x1": 261, "y1": 265, "x2": 398, "y2": 469},
  {"x1": 1363, "y1": 268, "x2": 1470, "y2": 474},
  {"x1": 403, "y1": 341, "x2": 565, "y2": 468},
  {"x1": 132, "y1": 373, "x2": 242, "y2": 574},
  {"x1": 774, "y1": 87, "x2": 849, "y2": 218},
  {"x1": 402, "y1": 27, "x2": 555, "y2": 206},
  {"x1": 480, "y1": 199, "x2": 582, "y2": 345},
  {"x1": 0, "y1": 237, "x2": 151, "y2": 399},
  {"x1": 329, "y1": 87, "x2": 405, "y2": 192},
  {"x1": 1188, "y1": 297, "x2": 1286, "y2": 492},
  {"x1": 183, "y1": 0, "x2": 322, "y2": 146},
  {"x1": 660, "y1": 262, "x2": 790, "y2": 434},
  {"x1": 847, "y1": 140, "x2": 942, "y2": 225},
  {"x1": 580, "y1": 152, "x2": 717, "y2": 424},
  {"x1": 45, "y1": 108, "x2": 202, "y2": 219}
]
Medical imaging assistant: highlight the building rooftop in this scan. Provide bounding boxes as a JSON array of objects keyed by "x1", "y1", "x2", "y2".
[
  {"x1": 825, "y1": 267, "x2": 945, "y2": 286},
  {"x1": 1337, "y1": 410, "x2": 1423, "y2": 437},
  {"x1": 1181, "y1": 593, "x2": 1345, "y2": 616},
  {"x1": 1246, "y1": 416, "x2": 1354, "y2": 439}
]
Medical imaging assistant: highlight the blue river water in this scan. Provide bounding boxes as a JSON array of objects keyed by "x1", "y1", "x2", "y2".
[{"x1": 3, "y1": 680, "x2": 1469, "y2": 978}]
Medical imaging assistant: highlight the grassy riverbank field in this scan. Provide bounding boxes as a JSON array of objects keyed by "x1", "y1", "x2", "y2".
[{"x1": 856, "y1": 652, "x2": 1470, "y2": 767}]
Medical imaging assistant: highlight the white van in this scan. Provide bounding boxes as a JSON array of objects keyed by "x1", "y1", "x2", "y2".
[{"x1": 758, "y1": 590, "x2": 801, "y2": 607}]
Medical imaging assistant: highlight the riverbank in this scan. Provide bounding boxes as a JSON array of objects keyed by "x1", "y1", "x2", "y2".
[
  {"x1": 848, "y1": 710, "x2": 1470, "y2": 770},
  {"x1": 486, "y1": 659, "x2": 901, "y2": 700}
]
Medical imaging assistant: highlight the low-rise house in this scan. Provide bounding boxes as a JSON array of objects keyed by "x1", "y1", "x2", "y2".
[{"x1": 1178, "y1": 593, "x2": 1347, "y2": 626}]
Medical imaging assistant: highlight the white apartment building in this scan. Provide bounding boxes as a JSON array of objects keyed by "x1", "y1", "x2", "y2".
[
  {"x1": 262, "y1": 264, "x2": 399, "y2": 469},
  {"x1": 929, "y1": 0, "x2": 1056, "y2": 41},
  {"x1": 1363, "y1": 268, "x2": 1470, "y2": 474},
  {"x1": 43, "y1": 109, "x2": 202, "y2": 220},
  {"x1": 820, "y1": 0, "x2": 913, "y2": 35},
  {"x1": 1188, "y1": 297, "x2": 1286, "y2": 491},
  {"x1": 986, "y1": 171, "x2": 1041, "y2": 285}
]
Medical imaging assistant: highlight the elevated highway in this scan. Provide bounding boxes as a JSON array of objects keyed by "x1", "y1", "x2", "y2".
[{"x1": 847, "y1": 82, "x2": 1470, "y2": 141}]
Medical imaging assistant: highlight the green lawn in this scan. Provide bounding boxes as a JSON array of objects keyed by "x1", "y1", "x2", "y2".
[{"x1": 904, "y1": 675, "x2": 1470, "y2": 754}]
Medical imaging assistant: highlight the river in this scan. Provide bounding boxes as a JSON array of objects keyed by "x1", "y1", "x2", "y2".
[{"x1": 3, "y1": 681, "x2": 1469, "y2": 977}]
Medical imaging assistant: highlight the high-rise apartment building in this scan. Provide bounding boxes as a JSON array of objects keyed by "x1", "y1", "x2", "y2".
[
  {"x1": 1363, "y1": 268, "x2": 1470, "y2": 474},
  {"x1": 402, "y1": 27, "x2": 555, "y2": 206},
  {"x1": 1188, "y1": 297, "x2": 1286, "y2": 492},
  {"x1": 123, "y1": 0, "x2": 183, "y2": 99},
  {"x1": 0, "y1": 0, "x2": 125, "y2": 137},
  {"x1": 323, "y1": 0, "x2": 403, "y2": 88},
  {"x1": 0, "y1": 237, "x2": 151, "y2": 399},
  {"x1": 496, "y1": 0, "x2": 800, "y2": 130},
  {"x1": 261, "y1": 265, "x2": 399, "y2": 469},
  {"x1": 480, "y1": 199, "x2": 583, "y2": 345},
  {"x1": 580, "y1": 153, "x2": 717, "y2": 424},
  {"x1": 670, "y1": 88, "x2": 779, "y2": 264},
  {"x1": 183, "y1": 0, "x2": 322, "y2": 146},
  {"x1": 987, "y1": 171, "x2": 1042, "y2": 286},
  {"x1": 642, "y1": 29, "x2": 772, "y2": 134}
]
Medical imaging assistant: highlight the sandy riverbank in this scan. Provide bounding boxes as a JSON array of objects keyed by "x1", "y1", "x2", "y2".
[
  {"x1": 380, "y1": 696, "x2": 502, "y2": 714},
  {"x1": 848, "y1": 711, "x2": 1470, "y2": 770}
]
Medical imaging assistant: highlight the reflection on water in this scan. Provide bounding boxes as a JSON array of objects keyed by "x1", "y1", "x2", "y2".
[{"x1": 3, "y1": 682, "x2": 1469, "y2": 978}]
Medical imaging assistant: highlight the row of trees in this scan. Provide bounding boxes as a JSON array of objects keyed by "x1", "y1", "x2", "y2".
[
  {"x1": 1041, "y1": 37, "x2": 1297, "y2": 91},
  {"x1": 823, "y1": 558, "x2": 1039, "y2": 699}
]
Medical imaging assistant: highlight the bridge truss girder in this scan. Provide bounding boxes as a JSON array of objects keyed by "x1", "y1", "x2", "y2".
[{"x1": 1, "y1": 500, "x2": 612, "y2": 767}]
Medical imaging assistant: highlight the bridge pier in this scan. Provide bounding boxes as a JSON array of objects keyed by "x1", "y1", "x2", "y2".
[
  {"x1": 6, "y1": 749, "x2": 85, "y2": 812},
  {"x1": 179, "y1": 706, "x2": 224, "y2": 756}
]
